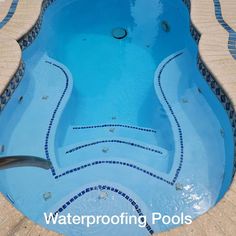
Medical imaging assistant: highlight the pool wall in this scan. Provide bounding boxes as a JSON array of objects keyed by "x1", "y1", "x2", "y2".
[
  {"x1": 0, "y1": 0, "x2": 236, "y2": 235},
  {"x1": 1, "y1": 0, "x2": 235, "y2": 177},
  {"x1": 182, "y1": 0, "x2": 235, "y2": 200}
]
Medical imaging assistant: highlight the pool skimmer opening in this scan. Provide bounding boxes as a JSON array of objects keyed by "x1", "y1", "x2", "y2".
[{"x1": 112, "y1": 27, "x2": 128, "y2": 39}]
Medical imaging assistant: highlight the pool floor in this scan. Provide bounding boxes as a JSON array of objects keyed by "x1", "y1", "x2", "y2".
[{"x1": 0, "y1": 0, "x2": 233, "y2": 235}]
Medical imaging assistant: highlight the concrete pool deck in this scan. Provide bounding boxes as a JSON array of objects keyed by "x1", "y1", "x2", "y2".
[{"x1": 0, "y1": 0, "x2": 236, "y2": 235}]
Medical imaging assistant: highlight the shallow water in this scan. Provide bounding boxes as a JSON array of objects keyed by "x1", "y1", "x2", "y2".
[{"x1": 0, "y1": 0, "x2": 234, "y2": 235}]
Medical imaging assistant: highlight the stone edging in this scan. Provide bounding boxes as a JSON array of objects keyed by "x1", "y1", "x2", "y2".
[
  {"x1": 184, "y1": 0, "x2": 236, "y2": 175},
  {"x1": 0, "y1": 0, "x2": 236, "y2": 235}
]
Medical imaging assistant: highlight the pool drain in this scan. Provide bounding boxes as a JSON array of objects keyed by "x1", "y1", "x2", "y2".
[{"x1": 112, "y1": 27, "x2": 128, "y2": 39}]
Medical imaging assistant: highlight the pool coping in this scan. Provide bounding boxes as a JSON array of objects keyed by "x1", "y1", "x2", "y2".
[{"x1": 0, "y1": 0, "x2": 236, "y2": 235}]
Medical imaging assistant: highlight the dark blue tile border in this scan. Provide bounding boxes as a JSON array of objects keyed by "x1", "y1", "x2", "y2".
[
  {"x1": 0, "y1": 0, "x2": 188, "y2": 185},
  {"x1": 182, "y1": 0, "x2": 236, "y2": 174},
  {"x1": 0, "y1": 0, "x2": 55, "y2": 112},
  {"x1": 73, "y1": 124, "x2": 157, "y2": 133},
  {"x1": 157, "y1": 52, "x2": 184, "y2": 184},
  {"x1": 45, "y1": 52, "x2": 183, "y2": 186},
  {"x1": 0, "y1": 62, "x2": 25, "y2": 112},
  {"x1": 65, "y1": 139, "x2": 164, "y2": 155},
  {"x1": 51, "y1": 185, "x2": 154, "y2": 235},
  {"x1": 18, "y1": 0, "x2": 55, "y2": 50},
  {"x1": 213, "y1": 0, "x2": 236, "y2": 59},
  {"x1": 0, "y1": 0, "x2": 19, "y2": 29},
  {"x1": 44, "y1": 60, "x2": 69, "y2": 176},
  {"x1": 55, "y1": 160, "x2": 172, "y2": 185}
]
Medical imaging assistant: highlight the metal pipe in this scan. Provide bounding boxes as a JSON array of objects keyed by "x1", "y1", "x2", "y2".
[{"x1": 0, "y1": 156, "x2": 52, "y2": 170}]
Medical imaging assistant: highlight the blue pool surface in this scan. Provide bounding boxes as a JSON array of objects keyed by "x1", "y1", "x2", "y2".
[{"x1": 0, "y1": 0, "x2": 234, "y2": 235}]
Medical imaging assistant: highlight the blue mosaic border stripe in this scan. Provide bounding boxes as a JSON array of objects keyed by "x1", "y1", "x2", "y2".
[
  {"x1": 213, "y1": 0, "x2": 236, "y2": 59},
  {"x1": 18, "y1": 0, "x2": 55, "y2": 50},
  {"x1": 55, "y1": 160, "x2": 172, "y2": 185},
  {"x1": 0, "y1": 0, "x2": 19, "y2": 29},
  {"x1": 0, "y1": 62, "x2": 25, "y2": 112},
  {"x1": 65, "y1": 139, "x2": 164, "y2": 155},
  {"x1": 0, "y1": 0, "x2": 184, "y2": 185},
  {"x1": 45, "y1": 54, "x2": 183, "y2": 185},
  {"x1": 43, "y1": 59, "x2": 172, "y2": 184},
  {"x1": 0, "y1": 0, "x2": 55, "y2": 113},
  {"x1": 44, "y1": 60, "x2": 69, "y2": 176},
  {"x1": 182, "y1": 0, "x2": 236, "y2": 173},
  {"x1": 157, "y1": 52, "x2": 184, "y2": 184},
  {"x1": 73, "y1": 124, "x2": 157, "y2": 133},
  {"x1": 52, "y1": 185, "x2": 154, "y2": 235}
]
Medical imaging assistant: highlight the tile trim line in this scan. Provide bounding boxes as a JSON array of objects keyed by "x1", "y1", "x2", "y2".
[
  {"x1": 0, "y1": 0, "x2": 236, "y2": 235},
  {"x1": 51, "y1": 184, "x2": 154, "y2": 235},
  {"x1": 0, "y1": 0, "x2": 20, "y2": 29},
  {"x1": 182, "y1": 0, "x2": 236, "y2": 175},
  {"x1": 213, "y1": 0, "x2": 236, "y2": 59}
]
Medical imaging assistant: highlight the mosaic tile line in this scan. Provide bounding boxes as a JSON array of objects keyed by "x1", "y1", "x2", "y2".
[
  {"x1": 55, "y1": 160, "x2": 172, "y2": 185},
  {"x1": 213, "y1": 0, "x2": 236, "y2": 59},
  {"x1": 0, "y1": 0, "x2": 19, "y2": 29},
  {"x1": 51, "y1": 184, "x2": 154, "y2": 235},
  {"x1": 44, "y1": 60, "x2": 69, "y2": 176},
  {"x1": 45, "y1": 53, "x2": 182, "y2": 185},
  {"x1": 156, "y1": 52, "x2": 184, "y2": 184},
  {"x1": 73, "y1": 124, "x2": 157, "y2": 133},
  {"x1": 182, "y1": 0, "x2": 236, "y2": 174},
  {"x1": 18, "y1": 0, "x2": 55, "y2": 50},
  {"x1": 0, "y1": 62, "x2": 25, "y2": 112},
  {"x1": 65, "y1": 139, "x2": 164, "y2": 155},
  {"x1": 0, "y1": 0, "x2": 186, "y2": 185},
  {"x1": 0, "y1": 0, "x2": 55, "y2": 113}
]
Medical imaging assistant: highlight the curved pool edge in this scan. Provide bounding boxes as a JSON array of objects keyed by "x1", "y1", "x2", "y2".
[
  {"x1": 158, "y1": 0, "x2": 236, "y2": 235},
  {"x1": 0, "y1": 0, "x2": 236, "y2": 235}
]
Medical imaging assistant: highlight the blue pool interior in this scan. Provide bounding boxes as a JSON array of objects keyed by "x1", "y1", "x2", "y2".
[{"x1": 0, "y1": 0, "x2": 234, "y2": 235}]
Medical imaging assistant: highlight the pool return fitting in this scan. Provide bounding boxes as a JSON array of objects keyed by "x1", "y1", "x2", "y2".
[
  {"x1": 161, "y1": 21, "x2": 170, "y2": 32},
  {"x1": 0, "y1": 156, "x2": 52, "y2": 170}
]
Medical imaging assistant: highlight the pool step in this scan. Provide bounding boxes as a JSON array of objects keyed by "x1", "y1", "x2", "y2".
[
  {"x1": 63, "y1": 124, "x2": 160, "y2": 147},
  {"x1": 57, "y1": 137, "x2": 169, "y2": 173}
]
